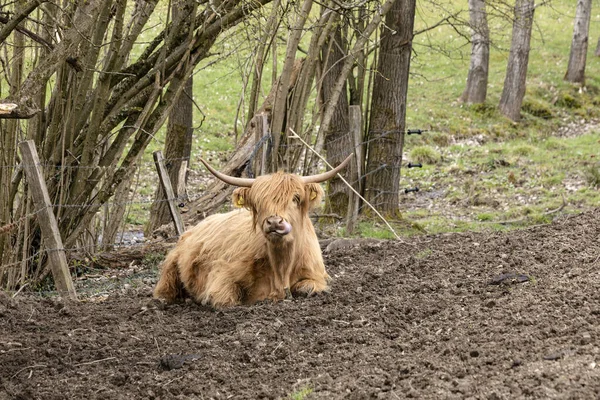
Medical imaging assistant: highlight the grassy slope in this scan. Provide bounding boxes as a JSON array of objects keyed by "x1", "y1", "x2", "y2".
[{"x1": 356, "y1": 0, "x2": 600, "y2": 238}]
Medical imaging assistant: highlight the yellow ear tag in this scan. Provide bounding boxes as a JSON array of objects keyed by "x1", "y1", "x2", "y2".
[
  {"x1": 236, "y1": 196, "x2": 245, "y2": 207},
  {"x1": 310, "y1": 191, "x2": 317, "y2": 201}
]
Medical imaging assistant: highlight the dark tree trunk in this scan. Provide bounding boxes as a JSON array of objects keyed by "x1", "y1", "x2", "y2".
[
  {"x1": 321, "y1": 18, "x2": 351, "y2": 215},
  {"x1": 498, "y1": 0, "x2": 535, "y2": 122},
  {"x1": 146, "y1": 76, "x2": 193, "y2": 235},
  {"x1": 146, "y1": 0, "x2": 196, "y2": 236},
  {"x1": 461, "y1": 0, "x2": 489, "y2": 104},
  {"x1": 564, "y1": 0, "x2": 592, "y2": 83},
  {"x1": 364, "y1": 0, "x2": 416, "y2": 216},
  {"x1": 595, "y1": 36, "x2": 600, "y2": 57}
]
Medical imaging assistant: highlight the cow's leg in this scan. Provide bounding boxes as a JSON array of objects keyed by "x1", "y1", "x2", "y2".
[
  {"x1": 154, "y1": 251, "x2": 184, "y2": 303},
  {"x1": 291, "y1": 276, "x2": 329, "y2": 298},
  {"x1": 199, "y1": 260, "x2": 246, "y2": 307}
]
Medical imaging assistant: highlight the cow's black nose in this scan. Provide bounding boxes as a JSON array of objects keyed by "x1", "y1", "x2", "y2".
[{"x1": 265, "y1": 216, "x2": 292, "y2": 235}]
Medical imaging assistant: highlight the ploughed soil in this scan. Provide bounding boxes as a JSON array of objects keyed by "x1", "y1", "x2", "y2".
[{"x1": 2, "y1": 210, "x2": 600, "y2": 399}]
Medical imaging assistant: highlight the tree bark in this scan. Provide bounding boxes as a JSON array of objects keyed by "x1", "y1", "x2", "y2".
[
  {"x1": 317, "y1": 0, "x2": 396, "y2": 142},
  {"x1": 269, "y1": 0, "x2": 313, "y2": 171},
  {"x1": 498, "y1": 0, "x2": 535, "y2": 122},
  {"x1": 364, "y1": 0, "x2": 416, "y2": 216},
  {"x1": 0, "y1": 0, "x2": 47, "y2": 45},
  {"x1": 321, "y1": 17, "x2": 351, "y2": 215},
  {"x1": 564, "y1": 0, "x2": 592, "y2": 83},
  {"x1": 461, "y1": 0, "x2": 489, "y2": 104},
  {"x1": 0, "y1": 17, "x2": 25, "y2": 287},
  {"x1": 146, "y1": 1, "x2": 196, "y2": 235}
]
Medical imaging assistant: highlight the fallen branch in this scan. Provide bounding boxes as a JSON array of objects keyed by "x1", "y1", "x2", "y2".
[
  {"x1": 73, "y1": 357, "x2": 117, "y2": 367},
  {"x1": 11, "y1": 364, "x2": 47, "y2": 379}
]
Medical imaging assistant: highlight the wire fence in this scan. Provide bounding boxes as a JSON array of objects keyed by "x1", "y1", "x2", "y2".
[{"x1": 0, "y1": 119, "x2": 428, "y2": 293}]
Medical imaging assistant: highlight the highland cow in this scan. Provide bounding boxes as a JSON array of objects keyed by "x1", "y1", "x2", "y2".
[{"x1": 154, "y1": 155, "x2": 352, "y2": 307}]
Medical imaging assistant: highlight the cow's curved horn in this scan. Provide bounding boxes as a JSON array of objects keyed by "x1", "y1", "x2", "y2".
[
  {"x1": 200, "y1": 158, "x2": 255, "y2": 187},
  {"x1": 301, "y1": 154, "x2": 354, "y2": 184}
]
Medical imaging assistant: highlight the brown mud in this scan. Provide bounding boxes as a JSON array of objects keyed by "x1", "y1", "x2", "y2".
[{"x1": 1, "y1": 210, "x2": 600, "y2": 399}]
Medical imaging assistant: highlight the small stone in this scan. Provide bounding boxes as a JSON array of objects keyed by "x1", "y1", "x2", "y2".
[
  {"x1": 469, "y1": 350, "x2": 479, "y2": 358},
  {"x1": 581, "y1": 332, "x2": 592, "y2": 345}
]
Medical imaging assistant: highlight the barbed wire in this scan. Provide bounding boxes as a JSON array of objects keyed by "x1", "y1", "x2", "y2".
[
  {"x1": 1, "y1": 126, "x2": 430, "y2": 275},
  {"x1": 0, "y1": 250, "x2": 43, "y2": 271}
]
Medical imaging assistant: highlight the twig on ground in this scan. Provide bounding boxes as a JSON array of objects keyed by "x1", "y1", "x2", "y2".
[
  {"x1": 12, "y1": 283, "x2": 29, "y2": 298},
  {"x1": 73, "y1": 357, "x2": 116, "y2": 367},
  {"x1": 11, "y1": 364, "x2": 48, "y2": 379}
]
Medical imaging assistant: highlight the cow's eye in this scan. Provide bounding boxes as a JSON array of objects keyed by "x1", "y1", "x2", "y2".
[{"x1": 293, "y1": 194, "x2": 301, "y2": 205}]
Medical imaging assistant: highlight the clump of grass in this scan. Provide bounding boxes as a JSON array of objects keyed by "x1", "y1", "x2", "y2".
[
  {"x1": 511, "y1": 144, "x2": 536, "y2": 157},
  {"x1": 522, "y1": 99, "x2": 554, "y2": 119},
  {"x1": 409, "y1": 146, "x2": 441, "y2": 164},
  {"x1": 288, "y1": 386, "x2": 313, "y2": 400},
  {"x1": 541, "y1": 137, "x2": 566, "y2": 150},
  {"x1": 585, "y1": 163, "x2": 600, "y2": 188},
  {"x1": 429, "y1": 132, "x2": 451, "y2": 147},
  {"x1": 477, "y1": 212, "x2": 495, "y2": 221},
  {"x1": 469, "y1": 102, "x2": 497, "y2": 117},
  {"x1": 415, "y1": 248, "x2": 432, "y2": 259},
  {"x1": 556, "y1": 92, "x2": 581, "y2": 109}
]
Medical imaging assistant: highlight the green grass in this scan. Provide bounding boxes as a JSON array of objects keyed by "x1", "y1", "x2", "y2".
[
  {"x1": 288, "y1": 386, "x2": 313, "y2": 400},
  {"x1": 409, "y1": 145, "x2": 442, "y2": 164}
]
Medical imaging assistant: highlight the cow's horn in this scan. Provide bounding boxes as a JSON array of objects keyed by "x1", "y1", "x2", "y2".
[
  {"x1": 301, "y1": 154, "x2": 354, "y2": 184},
  {"x1": 200, "y1": 158, "x2": 255, "y2": 187}
]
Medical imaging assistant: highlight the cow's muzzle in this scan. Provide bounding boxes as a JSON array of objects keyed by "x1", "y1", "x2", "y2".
[{"x1": 264, "y1": 216, "x2": 292, "y2": 237}]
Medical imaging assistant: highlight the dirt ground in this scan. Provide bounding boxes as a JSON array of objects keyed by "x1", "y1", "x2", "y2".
[{"x1": 2, "y1": 209, "x2": 600, "y2": 400}]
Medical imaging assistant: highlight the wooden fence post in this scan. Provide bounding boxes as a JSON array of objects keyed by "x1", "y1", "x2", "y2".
[
  {"x1": 252, "y1": 113, "x2": 270, "y2": 176},
  {"x1": 153, "y1": 151, "x2": 185, "y2": 236},
  {"x1": 19, "y1": 140, "x2": 77, "y2": 300},
  {"x1": 346, "y1": 106, "x2": 363, "y2": 234}
]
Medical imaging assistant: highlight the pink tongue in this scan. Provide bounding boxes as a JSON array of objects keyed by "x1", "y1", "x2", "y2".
[{"x1": 275, "y1": 221, "x2": 292, "y2": 235}]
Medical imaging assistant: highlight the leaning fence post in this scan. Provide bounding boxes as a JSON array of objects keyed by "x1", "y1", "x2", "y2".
[
  {"x1": 252, "y1": 113, "x2": 269, "y2": 176},
  {"x1": 19, "y1": 140, "x2": 77, "y2": 300},
  {"x1": 153, "y1": 151, "x2": 185, "y2": 236},
  {"x1": 346, "y1": 106, "x2": 363, "y2": 234}
]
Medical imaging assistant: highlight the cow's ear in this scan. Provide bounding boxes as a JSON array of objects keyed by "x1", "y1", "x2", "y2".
[
  {"x1": 232, "y1": 188, "x2": 251, "y2": 208},
  {"x1": 305, "y1": 183, "x2": 323, "y2": 209}
]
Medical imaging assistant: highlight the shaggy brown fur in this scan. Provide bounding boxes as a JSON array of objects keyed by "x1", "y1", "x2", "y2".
[{"x1": 154, "y1": 172, "x2": 330, "y2": 307}]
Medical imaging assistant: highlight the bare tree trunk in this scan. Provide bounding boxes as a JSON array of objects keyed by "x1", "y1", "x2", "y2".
[
  {"x1": 564, "y1": 0, "x2": 592, "y2": 83},
  {"x1": 321, "y1": 18, "x2": 351, "y2": 215},
  {"x1": 246, "y1": 0, "x2": 282, "y2": 124},
  {"x1": 461, "y1": 0, "x2": 489, "y2": 104},
  {"x1": 595, "y1": 36, "x2": 600, "y2": 57},
  {"x1": 364, "y1": 0, "x2": 416, "y2": 217},
  {"x1": 498, "y1": 0, "x2": 535, "y2": 122},
  {"x1": 146, "y1": 1, "x2": 196, "y2": 235},
  {"x1": 317, "y1": 0, "x2": 396, "y2": 142},
  {"x1": 0, "y1": 7, "x2": 25, "y2": 287},
  {"x1": 269, "y1": 0, "x2": 313, "y2": 171}
]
